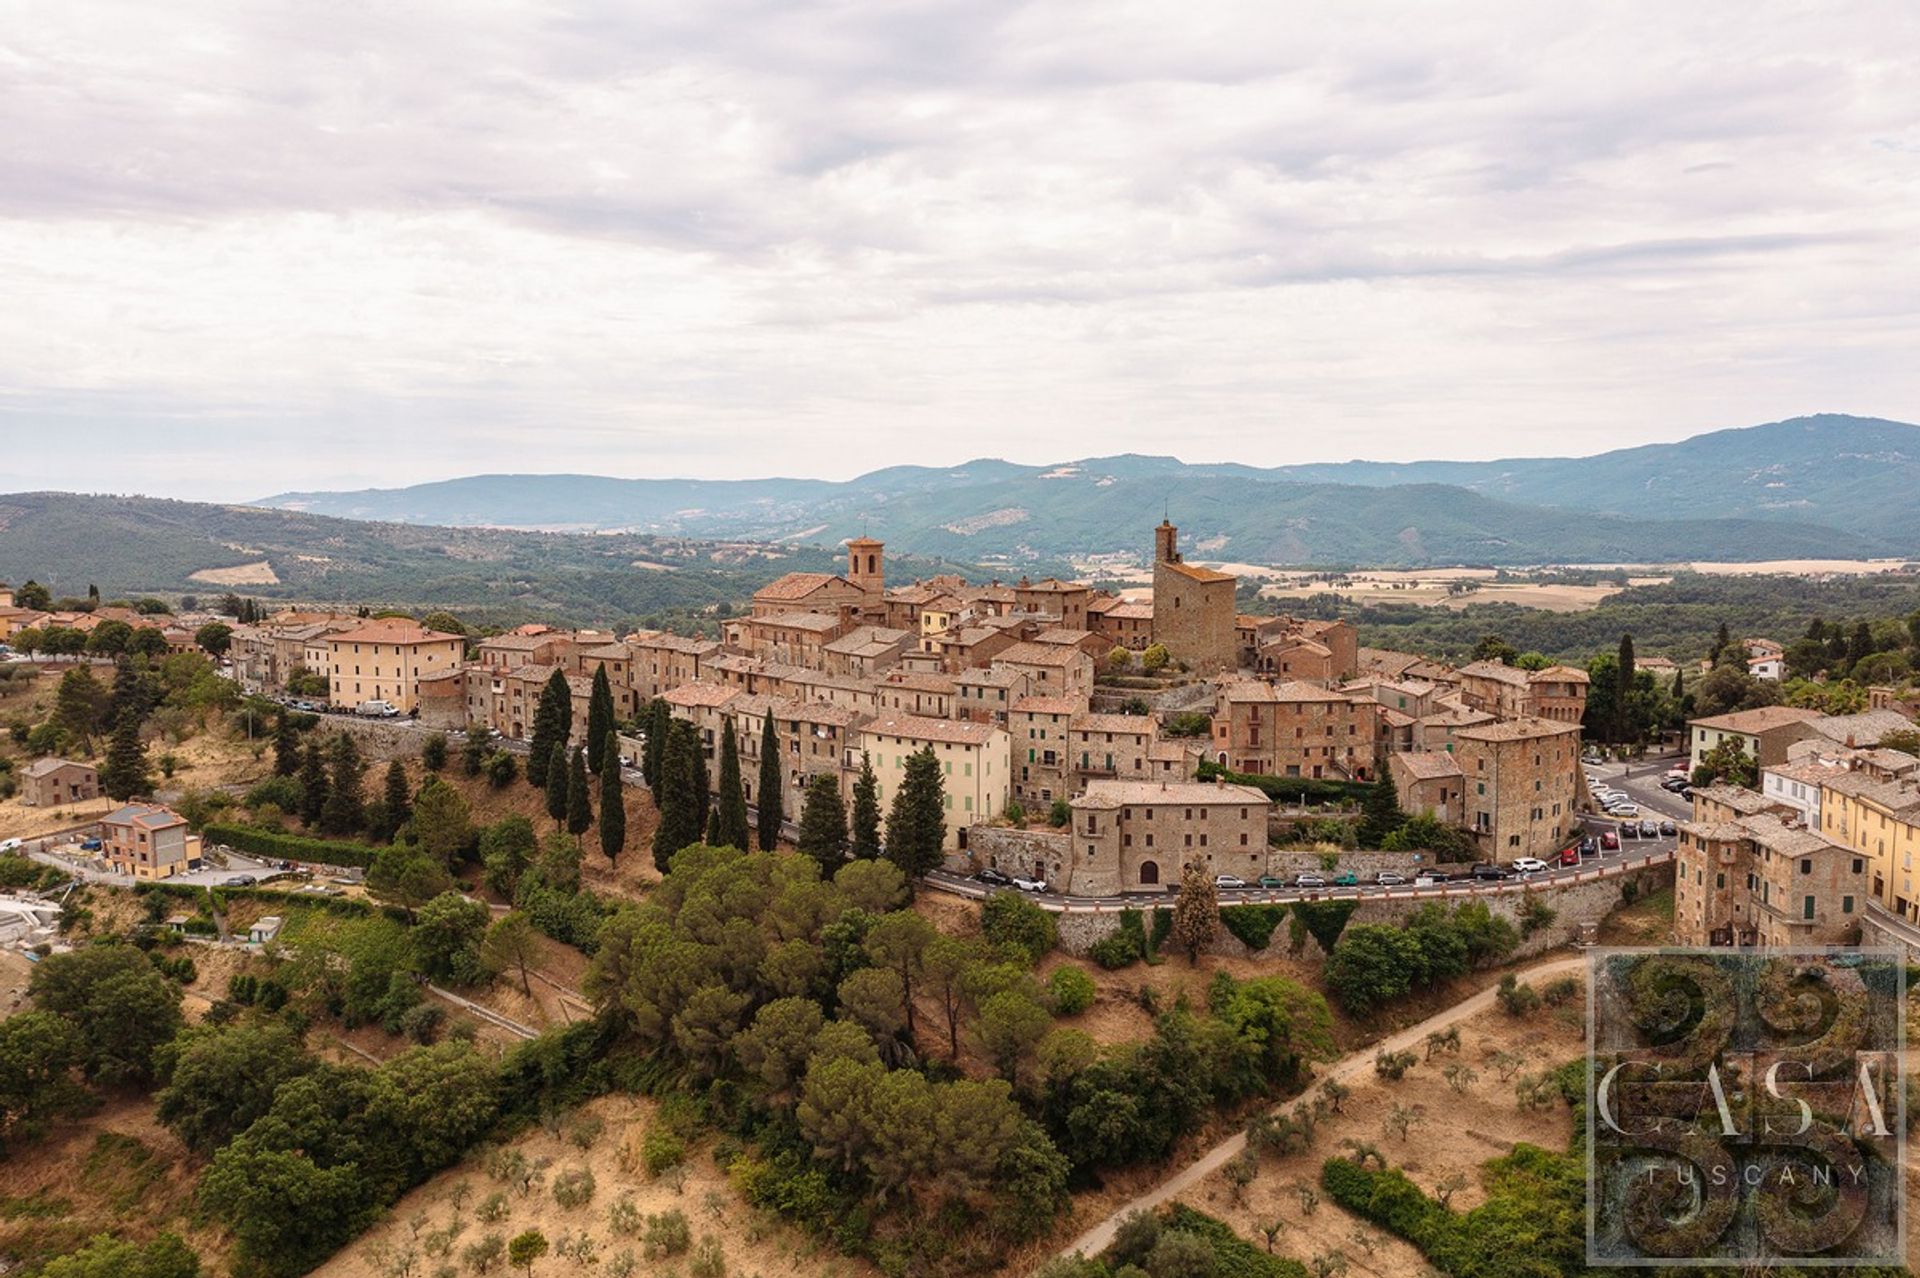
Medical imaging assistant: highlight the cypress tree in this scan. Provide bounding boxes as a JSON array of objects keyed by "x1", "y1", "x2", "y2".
[
  {"x1": 757, "y1": 709, "x2": 782, "y2": 851},
  {"x1": 643, "y1": 698, "x2": 670, "y2": 791},
  {"x1": 545, "y1": 736, "x2": 571, "y2": 824},
  {"x1": 714, "y1": 717, "x2": 750, "y2": 850},
  {"x1": 706, "y1": 807, "x2": 723, "y2": 845},
  {"x1": 319, "y1": 732, "x2": 365, "y2": 835},
  {"x1": 273, "y1": 711, "x2": 300, "y2": 776},
  {"x1": 797, "y1": 772, "x2": 848, "y2": 872},
  {"x1": 692, "y1": 734, "x2": 711, "y2": 839},
  {"x1": 586, "y1": 666, "x2": 615, "y2": 774},
  {"x1": 528, "y1": 669, "x2": 571, "y2": 787},
  {"x1": 1615, "y1": 633, "x2": 1637, "y2": 744},
  {"x1": 1356, "y1": 769, "x2": 1405, "y2": 849},
  {"x1": 463, "y1": 722, "x2": 490, "y2": 776},
  {"x1": 109, "y1": 656, "x2": 150, "y2": 726},
  {"x1": 381, "y1": 759, "x2": 412, "y2": 838},
  {"x1": 850, "y1": 751, "x2": 882, "y2": 859},
  {"x1": 652, "y1": 719, "x2": 703, "y2": 871},
  {"x1": 884, "y1": 746, "x2": 946, "y2": 878},
  {"x1": 566, "y1": 745, "x2": 593, "y2": 836},
  {"x1": 298, "y1": 739, "x2": 329, "y2": 825},
  {"x1": 598, "y1": 727, "x2": 626, "y2": 863},
  {"x1": 99, "y1": 705, "x2": 151, "y2": 801}
]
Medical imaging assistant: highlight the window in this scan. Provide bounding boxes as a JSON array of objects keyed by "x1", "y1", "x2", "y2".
[{"x1": 1803, "y1": 896, "x2": 1815, "y2": 920}]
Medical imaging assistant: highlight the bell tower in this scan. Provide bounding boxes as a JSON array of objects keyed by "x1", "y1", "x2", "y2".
[
  {"x1": 847, "y1": 536, "x2": 884, "y2": 598},
  {"x1": 1154, "y1": 520, "x2": 1180, "y2": 564}
]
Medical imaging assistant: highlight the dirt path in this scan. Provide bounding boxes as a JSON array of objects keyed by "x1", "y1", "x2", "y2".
[{"x1": 1056, "y1": 953, "x2": 1589, "y2": 1260}]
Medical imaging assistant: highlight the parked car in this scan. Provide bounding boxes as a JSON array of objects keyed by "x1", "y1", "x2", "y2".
[
  {"x1": 1011, "y1": 875, "x2": 1048, "y2": 893},
  {"x1": 1510, "y1": 857, "x2": 1549, "y2": 875},
  {"x1": 974, "y1": 868, "x2": 1013, "y2": 887},
  {"x1": 1374, "y1": 871, "x2": 1406, "y2": 886},
  {"x1": 1637, "y1": 819, "x2": 1659, "y2": 839},
  {"x1": 1215, "y1": 874, "x2": 1247, "y2": 889},
  {"x1": 1659, "y1": 819, "x2": 1677, "y2": 836},
  {"x1": 1412, "y1": 871, "x2": 1445, "y2": 887},
  {"x1": 1609, "y1": 803, "x2": 1641, "y2": 818},
  {"x1": 227, "y1": 874, "x2": 256, "y2": 886},
  {"x1": 1470, "y1": 863, "x2": 1512, "y2": 881},
  {"x1": 1621, "y1": 822, "x2": 1640, "y2": 839},
  {"x1": 1293, "y1": 872, "x2": 1327, "y2": 888},
  {"x1": 357, "y1": 699, "x2": 399, "y2": 717},
  {"x1": 1257, "y1": 875, "x2": 1288, "y2": 889},
  {"x1": 1601, "y1": 829, "x2": 1621, "y2": 850},
  {"x1": 1559, "y1": 846, "x2": 1581, "y2": 867},
  {"x1": 1578, "y1": 836, "x2": 1599, "y2": 857},
  {"x1": 1660, "y1": 775, "x2": 1690, "y2": 792},
  {"x1": 1331, "y1": 872, "x2": 1359, "y2": 886},
  {"x1": 0, "y1": 838, "x2": 21, "y2": 854},
  {"x1": 80, "y1": 837, "x2": 103, "y2": 851}
]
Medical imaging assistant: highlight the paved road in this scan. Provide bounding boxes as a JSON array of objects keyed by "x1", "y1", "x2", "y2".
[{"x1": 1057, "y1": 952, "x2": 1590, "y2": 1261}]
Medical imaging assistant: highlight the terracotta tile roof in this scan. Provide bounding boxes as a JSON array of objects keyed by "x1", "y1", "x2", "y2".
[
  {"x1": 862, "y1": 713, "x2": 1002, "y2": 747},
  {"x1": 1070, "y1": 713, "x2": 1156, "y2": 735},
  {"x1": 994, "y1": 641, "x2": 1084, "y2": 667},
  {"x1": 1453, "y1": 716, "x2": 1582, "y2": 742},
  {"x1": 327, "y1": 618, "x2": 463, "y2": 645},
  {"x1": 1689, "y1": 706, "x2": 1825, "y2": 734},
  {"x1": 1012, "y1": 695, "x2": 1080, "y2": 716},
  {"x1": 882, "y1": 671, "x2": 958, "y2": 694},
  {"x1": 1161, "y1": 561, "x2": 1235, "y2": 584},
  {"x1": 1077, "y1": 778, "x2": 1268, "y2": 806},
  {"x1": 754, "y1": 571, "x2": 854, "y2": 601},
  {"x1": 1806, "y1": 710, "x2": 1916, "y2": 746},
  {"x1": 747, "y1": 610, "x2": 846, "y2": 634},
  {"x1": 1394, "y1": 751, "x2": 1463, "y2": 780},
  {"x1": 663, "y1": 682, "x2": 742, "y2": 709},
  {"x1": 633, "y1": 633, "x2": 721, "y2": 656}
]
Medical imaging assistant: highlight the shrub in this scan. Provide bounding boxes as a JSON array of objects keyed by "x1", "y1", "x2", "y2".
[
  {"x1": 399, "y1": 1003, "x2": 445, "y2": 1044},
  {"x1": 608, "y1": 1193, "x2": 642, "y2": 1236},
  {"x1": 1496, "y1": 974, "x2": 1541, "y2": 1017},
  {"x1": 982, "y1": 892, "x2": 1057, "y2": 964},
  {"x1": 642, "y1": 1209, "x2": 691, "y2": 1259},
  {"x1": 1048, "y1": 966, "x2": 1096, "y2": 1016},
  {"x1": 1373, "y1": 1049, "x2": 1418, "y2": 1081},
  {"x1": 202, "y1": 824, "x2": 384, "y2": 869},
  {"x1": 1541, "y1": 976, "x2": 1579, "y2": 1007},
  {"x1": 552, "y1": 1166, "x2": 596, "y2": 1209},
  {"x1": 1219, "y1": 904, "x2": 1288, "y2": 951},
  {"x1": 1090, "y1": 930, "x2": 1143, "y2": 969},
  {"x1": 462, "y1": 1233, "x2": 505, "y2": 1273},
  {"x1": 1049, "y1": 799, "x2": 1071, "y2": 827},
  {"x1": 642, "y1": 1125, "x2": 685, "y2": 1178},
  {"x1": 245, "y1": 775, "x2": 305, "y2": 812},
  {"x1": 1003, "y1": 801, "x2": 1026, "y2": 824},
  {"x1": 476, "y1": 1191, "x2": 509, "y2": 1223},
  {"x1": 688, "y1": 1235, "x2": 727, "y2": 1278}
]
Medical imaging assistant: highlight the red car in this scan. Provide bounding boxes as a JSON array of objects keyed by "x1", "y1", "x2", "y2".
[
  {"x1": 1600, "y1": 829, "x2": 1620, "y2": 850},
  {"x1": 1559, "y1": 846, "x2": 1580, "y2": 867}
]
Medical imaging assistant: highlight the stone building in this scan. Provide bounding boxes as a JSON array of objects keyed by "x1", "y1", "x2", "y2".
[
  {"x1": 1210, "y1": 680, "x2": 1382, "y2": 780},
  {"x1": 1452, "y1": 718, "x2": 1582, "y2": 859},
  {"x1": 323, "y1": 618, "x2": 465, "y2": 713},
  {"x1": 1064, "y1": 779, "x2": 1270, "y2": 895},
  {"x1": 1149, "y1": 520, "x2": 1238, "y2": 673},
  {"x1": 1088, "y1": 598, "x2": 1154, "y2": 651},
  {"x1": 20, "y1": 758, "x2": 98, "y2": 807},
  {"x1": 1675, "y1": 810, "x2": 1867, "y2": 947},
  {"x1": 1388, "y1": 751, "x2": 1464, "y2": 826},
  {"x1": 1686, "y1": 705, "x2": 1826, "y2": 774},
  {"x1": 1454, "y1": 661, "x2": 1589, "y2": 725},
  {"x1": 855, "y1": 714, "x2": 1009, "y2": 851}
]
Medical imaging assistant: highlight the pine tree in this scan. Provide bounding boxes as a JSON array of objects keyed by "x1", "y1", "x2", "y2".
[
  {"x1": 273, "y1": 711, "x2": 300, "y2": 776},
  {"x1": 53, "y1": 666, "x2": 107, "y2": 753},
  {"x1": 566, "y1": 745, "x2": 593, "y2": 836},
  {"x1": 797, "y1": 772, "x2": 849, "y2": 872},
  {"x1": 383, "y1": 759, "x2": 412, "y2": 833},
  {"x1": 598, "y1": 727, "x2": 626, "y2": 863},
  {"x1": 757, "y1": 709, "x2": 782, "y2": 851},
  {"x1": 884, "y1": 746, "x2": 946, "y2": 878},
  {"x1": 850, "y1": 751, "x2": 882, "y2": 859},
  {"x1": 99, "y1": 706, "x2": 151, "y2": 800},
  {"x1": 527, "y1": 669, "x2": 572, "y2": 787},
  {"x1": 586, "y1": 666, "x2": 615, "y2": 774},
  {"x1": 642, "y1": 698, "x2": 670, "y2": 791},
  {"x1": 298, "y1": 739, "x2": 329, "y2": 825},
  {"x1": 545, "y1": 735, "x2": 571, "y2": 824},
  {"x1": 714, "y1": 717, "x2": 750, "y2": 850},
  {"x1": 319, "y1": 732, "x2": 365, "y2": 835},
  {"x1": 109, "y1": 656, "x2": 150, "y2": 726},
  {"x1": 652, "y1": 719, "x2": 703, "y2": 871}
]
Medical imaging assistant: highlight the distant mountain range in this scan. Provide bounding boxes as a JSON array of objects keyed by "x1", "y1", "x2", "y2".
[
  {"x1": 0, "y1": 493, "x2": 995, "y2": 627},
  {"x1": 254, "y1": 414, "x2": 1920, "y2": 566}
]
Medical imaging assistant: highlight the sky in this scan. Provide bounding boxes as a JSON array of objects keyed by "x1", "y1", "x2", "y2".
[{"x1": 2, "y1": 0, "x2": 1918, "y2": 501}]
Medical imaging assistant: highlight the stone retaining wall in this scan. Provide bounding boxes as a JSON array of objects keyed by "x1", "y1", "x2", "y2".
[
  {"x1": 953, "y1": 826, "x2": 1070, "y2": 876},
  {"x1": 314, "y1": 717, "x2": 439, "y2": 762},
  {"x1": 1048, "y1": 859, "x2": 1674, "y2": 959}
]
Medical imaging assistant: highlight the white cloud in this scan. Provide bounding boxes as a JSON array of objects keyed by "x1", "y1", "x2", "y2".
[{"x1": 1, "y1": 0, "x2": 1917, "y2": 498}]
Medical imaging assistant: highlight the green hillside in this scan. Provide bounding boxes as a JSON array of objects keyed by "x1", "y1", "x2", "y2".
[{"x1": 0, "y1": 493, "x2": 1001, "y2": 628}]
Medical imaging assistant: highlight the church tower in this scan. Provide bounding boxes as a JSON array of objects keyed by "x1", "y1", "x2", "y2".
[
  {"x1": 847, "y1": 537, "x2": 884, "y2": 598},
  {"x1": 1154, "y1": 520, "x2": 1180, "y2": 564}
]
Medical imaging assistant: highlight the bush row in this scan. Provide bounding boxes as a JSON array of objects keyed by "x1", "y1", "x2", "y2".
[
  {"x1": 202, "y1": 823, "x2": 386, "y2": 870},
  {"x1": 1195, "y1": 760, "x2": 1371, "y2": 806}
]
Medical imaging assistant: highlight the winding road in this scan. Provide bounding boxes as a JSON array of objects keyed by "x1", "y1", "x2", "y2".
[{"x1": 1055, "y1": 952, "x2": 1589, "y2": 1261}]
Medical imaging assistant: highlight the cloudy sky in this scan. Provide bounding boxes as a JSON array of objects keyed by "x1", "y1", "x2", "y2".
[{"x1": 3, "y1": 0, "x2": 1917, "y2": 500}]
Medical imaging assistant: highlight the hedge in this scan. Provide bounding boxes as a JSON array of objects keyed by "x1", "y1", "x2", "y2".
[
  {"x1": 202, "y1": 824, "x2": 385, "y2": 870},
  {"x1": 138, "y1": 879, "x2": 380, "y2": 919},
  {"x1": 1219, "y1": 904, "x2": 1288, "y2": 951},
  {"x1": 1196, "y1": 760, "x2": 1370, "y2": 806}
]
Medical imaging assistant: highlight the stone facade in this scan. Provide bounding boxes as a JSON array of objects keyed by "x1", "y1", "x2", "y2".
[
  {"x1": 1453, "y1": 717, "x2": 1582, "y2": 859},
  {"x1": 1064, "y1": 779, "x2": 1270, "y2": 895},
  {"x1": 1149, "y1": 521, "x2": 1237, "y2": 674},
  {"x1": 1675, "y1": 809, "x2": 1868, "y2": 947},
  {"x1": 1211, "y1": 680, "x2": 1382, "y2": 780}
]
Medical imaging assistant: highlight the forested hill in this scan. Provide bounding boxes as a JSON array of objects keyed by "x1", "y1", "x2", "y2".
[
  {"x1": 253, "y1": 414, "x2": 1920, "y2": 565},
  {"x1": 0, "y1": 492, "x2": 1005, "y2": 628}
]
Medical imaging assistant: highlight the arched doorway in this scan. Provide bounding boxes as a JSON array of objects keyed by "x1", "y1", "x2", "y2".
[{"x1": 1138, "y1": 860, "x2": 1159, "y2": 887}]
